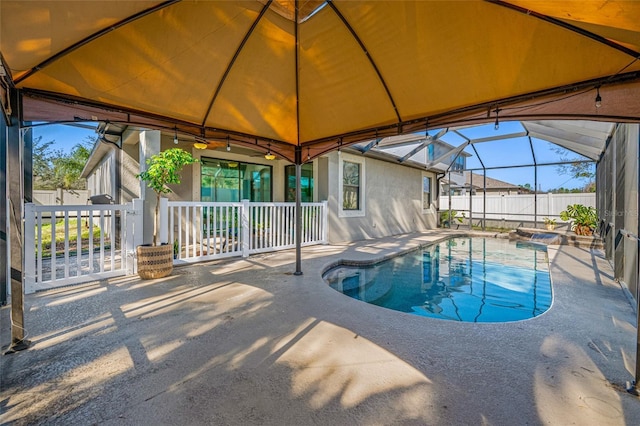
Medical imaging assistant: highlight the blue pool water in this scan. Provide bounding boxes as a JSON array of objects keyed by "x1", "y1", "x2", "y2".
[{"x1": 323, "y1": 237, "x2": 552, "y2": 323}]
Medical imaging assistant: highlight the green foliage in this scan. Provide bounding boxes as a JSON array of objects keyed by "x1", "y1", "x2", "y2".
[
  {"x1": 543, "y1": 217, "x2": 556, "y2": 225},
  {"x1": 137, "y1": 148, "x2": 197, "y2": 195},
  {"x1": 551, "y1": 146, "x2": 595, "y2": 189},
  {"x1": 137, "y1": 148, "x2": 197, "y2": 245},
  {"x1": 33, "y1": 135, "x2": 94, "y2": 190},
  {"x1": 440, "y1": 209, "x2": 465, "y2": 227},
  {"x1": 39, "y1": 218, "x2": 102, "y2": 257},
  {"x1": 559, "y1": 204, "x2": 597, "y2": 234}
]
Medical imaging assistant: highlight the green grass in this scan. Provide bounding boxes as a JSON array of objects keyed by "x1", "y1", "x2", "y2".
[{"x1": 37, "y1": 218, "x2": 106, "y2": 257}]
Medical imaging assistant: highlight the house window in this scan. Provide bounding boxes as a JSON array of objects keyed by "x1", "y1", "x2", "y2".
[
  {"x1": 200, "y1": 158, "x2": 272, "y2": 202},
  {"x1": 450, "y1": 155, "x2": 465, "y2": 173},
  {"x1": 343, "y1": 161, "x2": 360, "y2": 210},
  {"x1": 427, "y1": 144, "x2": 434, "y2": 161},
  {"x1": 423, "y1": 175, "x2": 431, "y2": 210},
  {"x1": 285, "y1": 164, "x2": 313, "y2": 202},
  {"x1": 339, "y1": 154, "x2": 365, "y2": 217}
]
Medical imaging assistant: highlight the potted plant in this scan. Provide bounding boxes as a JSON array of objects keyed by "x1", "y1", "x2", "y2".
[
  {"x1": 136, "y1": 148, "x2": 197, "y2": 279},
  {"x1": 559, "y1": 204, "x2": 597, "y2": 236},
  {"x1": 440, "y1": 209, "x2": 465, "y2": 228},
  {"x1": 543, "y1": 217, "x2": 556, "y2": 231}
]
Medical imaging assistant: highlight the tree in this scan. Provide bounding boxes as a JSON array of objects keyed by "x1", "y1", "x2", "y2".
[
  {"x1": 137, "y1": 148, "x2": 197, "y2": 245},
  {"x1": 32, "y1": 136, "x2": 61, "y2": 190},
  {"x1": 551, "y1": 146, "x2": 595, "y2": 190},
  {"x1": 32, "y1": 135, "x2": 94, "y2": 190},
  {"x1": 52, "y1": 136, "x2": 94, "y2": 190}
]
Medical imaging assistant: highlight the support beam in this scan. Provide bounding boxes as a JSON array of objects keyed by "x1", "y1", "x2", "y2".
[
  {"x1": 356, "y1": 138, "x2": 382, "y2": 154},
  {"x1": 1, "y1": 93, "x2": 7, "y2": 305},
  {"x1": 6, "y1": 89, "x2": 30, "y2": 352},
  {"x1": 294, "y1": 146, "x2": 303, "y2": 276}
]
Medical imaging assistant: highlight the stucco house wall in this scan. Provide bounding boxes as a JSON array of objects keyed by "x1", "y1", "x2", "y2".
[
  {"x1": 83, "y1": 129, "x2": 439, "y2": 245},
  {"x1": 322, "y1": 151, "x2": 437, "y2": 243}
]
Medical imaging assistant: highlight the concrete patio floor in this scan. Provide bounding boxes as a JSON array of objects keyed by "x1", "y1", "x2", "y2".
[{"x1": 1, "y1": 230, "x2": 639, "y2": 425}]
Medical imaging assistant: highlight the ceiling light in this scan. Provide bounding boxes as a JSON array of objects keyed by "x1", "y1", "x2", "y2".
[
  {"x1": 595, "y1": 87, "x2": 602, "y2": 108},
  {"x1": 173, "y1": 127, "x2": 179, "y2": 145},
  {"x1": 265, "y1": 142, "x2": 276, "y2": 160},
  {"x1": 226, "y1": 136, "x2": 231, "y2": 152},
  {"x1": 193, "y1": 141, "x2": 208, "y2": 150}
]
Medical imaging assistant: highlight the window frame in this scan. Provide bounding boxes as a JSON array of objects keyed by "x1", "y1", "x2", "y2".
[
  {"x1": 200, "y1": 157, "x2": 273, "y2": 202},
  {"x1": 338, "y1": 153, "x2": 366, "y2": 218},
  {"x1": 422, "y1": 173, "x2": 433, "y2": 213},
  {"x1": 284, "y1": 163, "x2": 314, "y2": 202}
]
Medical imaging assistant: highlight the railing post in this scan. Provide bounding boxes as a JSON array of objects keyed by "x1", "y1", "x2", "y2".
[
  {"x1": 321, "y1": 200, "x2": 328, "y2": 244},
  {"x1": 24, "y1": 203, "x2": 36, "y2": 294},
  {"x1": 241, "y1": 199, "x2": 250, "y2": 257},
  {"x1": 128, "y1": 199, "x2": 144, "y2": 274},
  {"x1": 159, "y1": 197, "x2": 168, "y2": 245}
]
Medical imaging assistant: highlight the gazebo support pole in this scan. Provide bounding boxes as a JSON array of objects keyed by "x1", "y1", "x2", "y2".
[
  {"x1": 5, "y1": 89, "x2": 30, "y2": 353},
  {"x1": 294, "y1": 146, "x2": 303, "y2": 276},
  {"x1": 630, "y1": 150, "x2": 640, "y2": 394}
]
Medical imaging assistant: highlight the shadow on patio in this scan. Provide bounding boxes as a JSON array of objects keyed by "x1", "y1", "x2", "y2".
[{"x1": 2, "y1": 232, "x2": 639, "y2": 425}]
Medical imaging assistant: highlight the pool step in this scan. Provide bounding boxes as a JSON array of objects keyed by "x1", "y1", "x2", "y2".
[{"x1": 510, "y1": 227, "x2": 603, "y2": 249}]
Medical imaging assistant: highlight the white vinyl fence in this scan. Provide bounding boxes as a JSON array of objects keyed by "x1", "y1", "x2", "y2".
[
  {"x1": 440, "y1": 193, "x2": 596, "y2": 223},
  {"x1": 33, "y1": 189, "x2": 90, "y2": 206},
  {"x1": 164, "y1": 200, "x2": 328, "y2": 263},
  {"x1": 24, "y1": 200, "x2": 143, "y2": 293}
]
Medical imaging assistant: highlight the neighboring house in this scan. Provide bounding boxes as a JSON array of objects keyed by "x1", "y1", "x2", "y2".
[
  {"x1": 81, "y1": 127, "x2": 440, "y2": 244},
  {"x1": 464, "y1": 172, "x2": 532, "y2": 195}
]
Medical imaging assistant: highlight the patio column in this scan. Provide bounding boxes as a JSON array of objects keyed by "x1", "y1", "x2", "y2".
[{"x1": 139, "y1": 130, "x2": 161, "y2": 246}]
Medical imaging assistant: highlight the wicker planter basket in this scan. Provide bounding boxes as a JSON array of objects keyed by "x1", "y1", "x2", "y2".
[{"x1": 137, "y1": 244, "x2": 173, "y2": 279}]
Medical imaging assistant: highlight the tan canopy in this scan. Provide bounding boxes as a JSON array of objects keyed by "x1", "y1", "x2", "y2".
[{"x1": 2, "y1": 0, "x2": 640, "y2": 162}]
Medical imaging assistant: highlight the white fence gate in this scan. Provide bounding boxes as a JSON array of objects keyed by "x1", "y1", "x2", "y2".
[{"x1": 24, "y1": 201, "x2": 142, "y2": 293}]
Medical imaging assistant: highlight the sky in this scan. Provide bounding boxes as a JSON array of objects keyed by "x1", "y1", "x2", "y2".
[
  {"x1": 32, "y1": 121, "x2": 594, "y2": 192},
  {"x1": 32, "y1": 122, "x2": 98, "y2": 154}
]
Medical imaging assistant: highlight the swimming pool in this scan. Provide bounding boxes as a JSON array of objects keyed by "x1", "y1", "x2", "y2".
[{"x1": 323, "y1": 237, "x2": 552, "y2": 323}]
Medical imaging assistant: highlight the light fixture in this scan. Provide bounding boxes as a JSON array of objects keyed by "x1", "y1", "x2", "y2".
[
  {"x1": 595, "y1": 86, "x2": 602, "y2": 108},
  {"x1": 494, "y1": 107, "x2": 500, "y2": 130},
  {"x1": 193, "y1": 140, "x2": 208, "y2": 150},
  {"x1": 307, "y1": 147, "x2": 311, "y2": 161},
  {"x1": 226, "y1": 136, "x2": 231, "y2": 151},
  {"x1": 264, "y1": 143, "x2": 276, "y2": 160},
  {"x1": 173, "y1": 127, "x2": 179, "y2": 145}
]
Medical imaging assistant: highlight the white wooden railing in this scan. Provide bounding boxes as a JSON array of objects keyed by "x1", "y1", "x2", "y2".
[
  {"x1": 24, "y1": 200, "x2": 143, "y2": 293},
  {"x1": 24, "y1": 199, "x2": 327, "y2": 292},
  {"x1": 164, "y1": 200, "x2": 328, "y2": 263}
]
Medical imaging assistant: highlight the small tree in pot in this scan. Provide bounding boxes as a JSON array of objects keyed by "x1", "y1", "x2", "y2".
[{"x1": 136, "y1": 148, "x2": 197, "y2": 278}]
